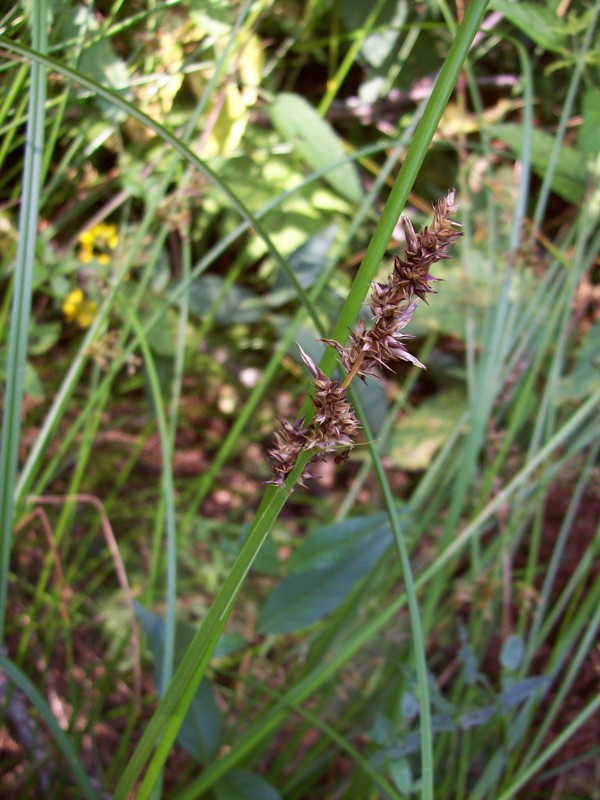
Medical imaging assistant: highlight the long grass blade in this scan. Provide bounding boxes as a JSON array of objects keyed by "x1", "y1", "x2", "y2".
[{"x1": 0, "y1": 2, "x2": 47, "y2": 642}]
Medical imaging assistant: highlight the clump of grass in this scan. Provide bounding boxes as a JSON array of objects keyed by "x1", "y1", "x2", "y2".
[{"x1": 268, "y1": 191, "x2": 461, "y2": 487}]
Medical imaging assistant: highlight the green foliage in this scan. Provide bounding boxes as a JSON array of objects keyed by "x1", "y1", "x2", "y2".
[
  {"x1": 390, "y1": 390, "x2": 466, "y2": 470},
  {"x1": 258, "y1": 512, "x2": 395, "y2": 633},
  {"x1": 490, "y1": 0, "x2": 569, "y2": 52},
  {"x1": 270, "y1": 93, "x2": 363, "y2": 203},
  {"x1": 491, "y1": 123, "x2": 589, "y2": 203}
]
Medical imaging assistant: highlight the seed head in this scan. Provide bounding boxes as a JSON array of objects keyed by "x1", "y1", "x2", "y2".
[{"x1": 267, "y1": 190, "x2": 461, "y2": 487}]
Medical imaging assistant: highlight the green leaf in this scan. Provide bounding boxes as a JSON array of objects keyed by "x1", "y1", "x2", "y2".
[
  {"x1": 134, "y1": 604, "x2": 223, "y2": 763},
  {"x1": 270, "y1": 93, "x2": 362, "y2": 204},
  {"x1": 269, "y1": 226, "x2": 337, "y2": 307},
  {"x1": 187, "y1": 275, "x2": 264, "y2": 324},
  {"x1": 401, "y1": 692, "x2": 420, "y2": 721},
  {"x1": 0, "y1": 355, "x2": 44, "y2": 400},
  {"x1": 390, "y1": 391, "x2": 466, "y2": 470},
  {"x1": 144, "y1": 303, "x2": 190, "y2": 357},
  {"x1": 341, "y1": 0, "x2": 409, "y2": 69},
  {"x1": 289, "y1": 511, "x2": 393, "y2": 572},
  {"x1": 490, "y1": 123, "x2": 588, "y2": 203},
  {"x1": 500, "y1": 634, "x2": 525, "y2": 671},
  {"x1": 23, "y1": 362, "x2": 45, "y2": 399},
  {"x1": 458, "y1": 706, "x2": 495, "y2": 730},
  {"x1": 389, "y1": 757, "x2": 413, "y2": 794},
  {"x1": 189, "y1": 0, "x2": 233, "y2": 38},
  {"x1": 257, "y1": 515, "x2": 394, "y2": 633},
  {"x1": 59, "y1": 5, "x2": 133, "y2": 123},
  {"x1": 559, "y1": 321, "x2": 600, "y2": 402},
  {"x1": 491, "y1": 0, "x2": 568, "y2": 52},
  {"x1": 500, "y1": 675, "x2": 550, "y2": 708},
  {"x1": 214, "y1": 769, "x2": 282, "y2": 800},
  {"x1": 213, "y1": 139, "x2": 350, "y2": 260},
  {"x1": 28, "y1": 322, "x2": 61, "y2": 355},
  {"x1": 411, "y1": 253, "x2": 503, "y2": 341},
  {"x1": 353, "y1": 373, "x2": 388, "y2": 438}
]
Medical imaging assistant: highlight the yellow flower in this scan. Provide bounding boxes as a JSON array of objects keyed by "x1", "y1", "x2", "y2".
[
  {"x1": 77, "y1": 222, "x2": 119, "y2": 265},
  {"x1": 62, "y1": 288, "x2": 98, "y2": 328}
]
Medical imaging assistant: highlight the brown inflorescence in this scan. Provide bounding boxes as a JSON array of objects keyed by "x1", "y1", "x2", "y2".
[{"x1": 267, "y1": 190, "x2": 461, "y2": 488}]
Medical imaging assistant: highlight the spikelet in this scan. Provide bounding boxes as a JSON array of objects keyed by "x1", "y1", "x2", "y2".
[{"x1": 267, "y1": 190, "x2": 461, "y2": 487}]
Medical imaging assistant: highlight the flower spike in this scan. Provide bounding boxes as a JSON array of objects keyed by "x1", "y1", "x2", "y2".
[{"x1": 267, "y1": 190, "x2": 461, "y2": 487}]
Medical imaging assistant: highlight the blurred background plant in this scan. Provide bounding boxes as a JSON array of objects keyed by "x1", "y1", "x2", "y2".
[{"x1": 0, "y1": 0, "x2": 599, "y2": 798}]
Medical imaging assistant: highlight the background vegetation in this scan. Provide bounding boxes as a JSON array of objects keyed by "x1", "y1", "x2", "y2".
[{"x1": 0, "y1": 0, "x2": 599, "y2": 797}]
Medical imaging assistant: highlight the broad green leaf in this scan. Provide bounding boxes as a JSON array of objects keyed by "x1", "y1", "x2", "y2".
[
  {"x1": 203, "y1": 83, "x2": 251, "y2": 158},
  {"x1": 257, "y1": 516, "x2": 394, "y2": 633},
  {"x1": 389, "y1": 758, "x2": 413, "y2": 794},
  {"x1": 134, "y1": 604, "x2": 223, "y2": 763},
  {"x1": 491, "y1": 0, "x2": 568, "y2": 52},
  {"x1": 411, "y1": 253, "x2": 498, "y2": 340},
  {"x1": 203, "y1": 32, "x2": 263, "y2": 157},
  {"x1": 189, "y1": 0, "x2": 232, "y2": 38},
  {"x1": 212, "y1": 139, "x2": 350, "y2": 261},
  {"x1": 187, "y1": 275, "x2": 264, "y2": 324},
  {"x1": 24, "y1": 361, "x2": 44, "y2": 399},
  {"x1": 270, "y1": 93, "x2": 362, "y2": 204},
  {"x1": 342, "y1": 0, "x2": 409, "y2": 68},
  {"x1": 59, "y1": 6, "x2": 133, "y2": 123},
  {"x1": 145, "y1": 306, "x2": 189, "y2": 356},
  {"x1": 499, "y1": 675, "x2": 551, "y2": 708},
  {"x1": 490, "y1": 123, "x2": 588, "y2": 203},
  {"x1": 28, "y1": 322, "x2": 61, "y2": 355},
  {"x1": 500, "y1": 634, "x2": 525, "y2": 671},
  {"x1": 458, "y1": 705, "x2": 496, "y2": 730},
  {"x1": 401, "y1": 692, "x2": 420, "y2": 721},
  {"x1": 559, "y1": 321, "x2": 600, "y2": 402},
  {"x1": 269, "y1": 226, "x2": 337, "y2": 307},
  {"x1": 390, "y1": 391, "x2": 465, "y2": 470},
  {"x1": 353, "y1": 373, "x2": 388, "y2": 438},
  {"x1": 0, "y1": 356, "x2": 44, "y2": 399},
  {"x1": 290, "y1": 512, "x2": 393, "y2": 572},
  {"x1": 214, "y1": 769, "x2": 282, "y2": 800}
]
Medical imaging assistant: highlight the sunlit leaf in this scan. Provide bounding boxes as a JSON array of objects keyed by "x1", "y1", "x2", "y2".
[
  {"x1": 491, "y1": 0, "x2": 568, "y2": 52},
  {"x1": 269, "y1": 226, "x2": 337, "y2": 306},
  {"x1": 490, "y1": 124, "x2": 588, "y2": 203},
  {"x1": 270, "y1": 93, "x2": 362, "y2": 204},
  {"x1": 341, "y1": 0, "x2": 408, "y2": 68},
  {"x1": 390, "y1": 391, "x2": 465, "y2": 470},
  {"x1": 187, "y1": 275, "x2": 264, "y2": 324}
]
